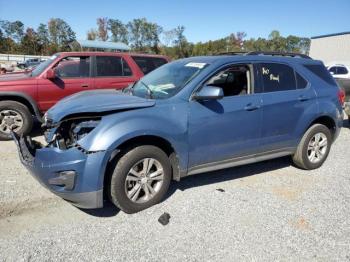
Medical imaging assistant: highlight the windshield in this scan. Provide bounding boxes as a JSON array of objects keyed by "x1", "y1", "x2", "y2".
[
  {"x1": 132, "y1": 60, "x2": 208, "y2": 99},
  {"x1": 30, "y1": 54, "x2": 58, "y2": 77}
]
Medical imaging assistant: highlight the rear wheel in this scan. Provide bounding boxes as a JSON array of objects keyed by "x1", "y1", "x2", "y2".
[
  {"x1": 0, "y1": 101, "x2": 33, "y2": 141},
  {"x1": 109, "y1": 145, "x2": 172, "y2": 214},
  {"x1": 292, "y1": 124, "x2": 332, "y2": 170}
]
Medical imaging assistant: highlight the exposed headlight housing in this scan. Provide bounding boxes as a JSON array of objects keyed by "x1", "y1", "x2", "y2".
[
  {"x1": 70, "y1": 120, "x2": 101, "y2": 142},
  {"x1": 53, "y1": 118, "x2": 101, "y2": 149}
]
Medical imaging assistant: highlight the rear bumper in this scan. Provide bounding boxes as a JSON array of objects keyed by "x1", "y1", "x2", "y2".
[{"x1": 11, "y1": 132, "x2": 105, "y2": 209}]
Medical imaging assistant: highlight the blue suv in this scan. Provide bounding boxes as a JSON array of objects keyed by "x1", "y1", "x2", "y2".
[{"x1": 13, "y1": 52, "x2": 344, "y2": 213}]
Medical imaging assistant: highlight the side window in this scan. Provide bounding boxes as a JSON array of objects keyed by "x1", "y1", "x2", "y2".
[
  {"x1": 260, "y1": 63, "x2": 296, "y2": 92},
  {"x1": 131, "y1": 56, "x2": 168, "y2": 75},
  {"x1": 55, "y1": 56, "x2": 90, "y2": 78},
  {"x1": 336, "y1": 66, "x2": 348, "y2": 75},
  {"x1": 296, "y1": 72, "x2": 308, "y2": 89},
  {"x1": 206, "y1": 65, "x2": 251, "y2": 97},
  {"x1": 328, "y1": 67, "x2": 337, "y2": 74},
  {"x1": 304, "y1": 64, "x2": 336, "y2": 85},
  {"x1": 96, "y1": 56, "x2": 132, "y2": 77}
]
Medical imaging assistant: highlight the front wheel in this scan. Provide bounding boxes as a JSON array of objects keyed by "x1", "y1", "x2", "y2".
[
  {"x1": 109, "y1": 145, "x2": 172, "y2": 214},
  {"x1": 0, "y1": 101, "x2": 33, "y2": 141},
  {"x1": 292, "y1": 124, "x2": 332, "y2": 170}
]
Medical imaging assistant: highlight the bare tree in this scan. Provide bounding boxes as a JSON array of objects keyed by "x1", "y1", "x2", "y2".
[{"x1": 97, "y1": 17, "x2": 108, "y2": 41}]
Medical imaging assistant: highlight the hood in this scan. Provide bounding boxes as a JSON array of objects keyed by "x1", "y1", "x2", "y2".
[
  {"x1": 0, "y1": 73, "x2": 31, "y2": 82},
  {"x1": 46, "y1": 89, "x2": 155, "y2": 123}
]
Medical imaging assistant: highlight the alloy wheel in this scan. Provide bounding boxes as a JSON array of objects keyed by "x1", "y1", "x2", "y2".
[
  {"x1": 125, "y1": 158, "x2": 164, "y2": 203},
  {"x1": 0, "y1": 109, "x2": 24, "y2": 134},
  {"x1": 307, "y1": 132, "x2": 328, "y2": 164}
]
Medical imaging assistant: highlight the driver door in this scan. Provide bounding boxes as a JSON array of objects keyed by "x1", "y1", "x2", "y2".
[
  {"x1": 187, "y1": 63, "x2": 263, "y2": 171},
  {"x1": 37, "y1": 56, "x2": 93, "y2": 111}
]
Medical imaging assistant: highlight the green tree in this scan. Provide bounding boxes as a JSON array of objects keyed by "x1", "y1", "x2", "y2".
[
  {"x1": 37, "y1": 23, "x2": 49, "y2": 55},
  {"x1": 20, "y1": 27, "x2": 40, "y2": 55},
  {"x1": 108, "y1": 19, "x2": 128, "y2": 43},
  {"x1": 48, "y1": 18, "x2": 76, "y2": 52},
  {"x1": 127, "y1": 18, "x2": 162, "y2": 53},
  {"x1": 0, "y1": 20, "x2": 24, "y2": 42},
  {"x1": 127, "y1": 18, "x2": 146, "y2": 50}
]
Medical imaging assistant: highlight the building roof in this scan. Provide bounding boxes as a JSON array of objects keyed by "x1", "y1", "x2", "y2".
[
  {"x1": 77, "y1": 40, "x2": 130, "y2": 51},
  {"x1": 311, "y1": 31, "x2": 350, "y2": 39}
]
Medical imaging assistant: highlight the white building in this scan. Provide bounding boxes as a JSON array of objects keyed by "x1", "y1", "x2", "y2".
[{"x1": 309, "y1": 32, "x2": 350, "y2": 65}]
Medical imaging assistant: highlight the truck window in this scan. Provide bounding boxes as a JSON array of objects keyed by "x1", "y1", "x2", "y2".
[
  {"x1": 55, "y1": 56, "x2": 90, "y2": 78},
  {"x1": 96, "y1": 56, "x2": 132, "y2": 77},
  {"x1": 131, "y1": 56, "x2": 167, "y2": 75}
]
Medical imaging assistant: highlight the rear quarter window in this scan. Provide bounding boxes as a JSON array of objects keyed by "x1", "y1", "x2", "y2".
[
  {"x1": 304, "y1": 64, "x2": 337, "y2": 85},
  {"x1": 131, "y1": 56, "x2": 168, "y2": 75}
]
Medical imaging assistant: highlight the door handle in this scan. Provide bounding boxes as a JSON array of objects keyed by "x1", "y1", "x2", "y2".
[
  {"x1": 81, "y1": 84, "x2": 89, "y2": 88},
  {"x1": 298, "y1": 95, "x2": 309, "y2": 102},
  {"x1": 244, "y1": 103, "x2": 260, "y2": 111}
]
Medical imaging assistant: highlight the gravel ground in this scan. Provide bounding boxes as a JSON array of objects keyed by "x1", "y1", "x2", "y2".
[{"x1": 0, "y1": 121, "x2": 350, "y2": 261}]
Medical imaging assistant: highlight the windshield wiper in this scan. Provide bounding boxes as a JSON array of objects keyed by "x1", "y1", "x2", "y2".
[{"x1": 139, "y1": 80, "x2": 154, "y2": 99}]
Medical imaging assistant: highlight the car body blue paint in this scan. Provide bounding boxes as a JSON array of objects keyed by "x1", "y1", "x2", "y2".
[
  {"x1": 15, "y1": 55, "x2": 343, "y2": 208},
  {"x1": 47, "y1": 89, "x2": 156, "y2": 123}
]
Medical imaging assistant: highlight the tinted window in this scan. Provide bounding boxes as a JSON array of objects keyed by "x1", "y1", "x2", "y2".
[
  {"x1": 296, "y1": 72, "x2": 308, "y2": 89},
  {"x1": 336, "y1": 66, "x2": 348, "y2": 75},
  {"x1": 131, "y1": 56, "x2": 167, "y2": 75},
  {"x1": 56, "y1": 56, "x2": 90, "y2": 78},
  {"x1": 260, "y1": 63, "x2": 296, "y2": 92},
  {"x1": 304, "y1": 64, "x2": 336, "y2": 85},
  {"x1": 329, "y1": 67, "x2": 337, "y2": 74},
  {"x1": 96, "y1": 56, "x2": 132, "y2": 77}
]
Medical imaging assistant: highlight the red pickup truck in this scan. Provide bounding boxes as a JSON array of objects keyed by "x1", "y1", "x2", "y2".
[{"x1": 0, "y1": 52, "x2": 169, "y2": 140}]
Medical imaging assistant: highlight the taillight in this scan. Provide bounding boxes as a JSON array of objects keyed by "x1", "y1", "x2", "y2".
[{"x1": 338, "y1": 89, "x2": 345, "y2": 106}]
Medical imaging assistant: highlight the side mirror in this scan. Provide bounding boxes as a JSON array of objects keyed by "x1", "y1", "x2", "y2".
[
  {"x1": 46, "y1": 68, "x2": 56, "y2": 79},
  {"x1": 193, "y1": 85, "x2": 224, "y2": 100}
]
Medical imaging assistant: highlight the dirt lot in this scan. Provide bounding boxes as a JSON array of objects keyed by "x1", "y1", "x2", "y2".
[{"x1": 0, "y1": 121, "x2": 350, "y2": 261}]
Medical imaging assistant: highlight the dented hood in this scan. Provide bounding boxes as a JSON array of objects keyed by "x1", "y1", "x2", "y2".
[{"x1": 47, "y1": 89, "x2": 155, "y2": 123}]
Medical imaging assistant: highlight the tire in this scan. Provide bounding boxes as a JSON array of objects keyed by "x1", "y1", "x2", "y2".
[
  {"x1": 0, "y1": 101, "x2": 33, "y2": 141},
  {"x1": 109, "y1": 145, "x2": 172, "y2": 214},
  {"x1": 292, "y1": 124, "x2": 332, "y2": 170}
]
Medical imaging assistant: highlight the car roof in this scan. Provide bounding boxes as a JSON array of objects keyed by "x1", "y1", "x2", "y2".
[
  {"x1": 176, "y1": 55, "x2": 321, "y2": 66},
  {"x1": 56, "y1": 51, "x2": 168, "y2": 59}
]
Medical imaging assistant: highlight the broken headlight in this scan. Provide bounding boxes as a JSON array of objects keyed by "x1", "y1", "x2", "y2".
[
  {"x1": 54, "y1": 118, "x2": 101, "y2": 149},
  {"x1": 70, "y1": 120, "x2": 101, "y2": 142}
]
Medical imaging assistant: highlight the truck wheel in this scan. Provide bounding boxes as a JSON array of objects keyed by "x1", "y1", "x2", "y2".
[
  {"x1": 0, "y1": 101, "x2": 33, "y2": 141},
  {"x1": 292, "y1": 124, "x2": 332, "y2": 170},
  {"x1": 109, "y1": 145, "x2": 172, "y2": 214}
]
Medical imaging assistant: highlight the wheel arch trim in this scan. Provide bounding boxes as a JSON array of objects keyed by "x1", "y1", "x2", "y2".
[{"x1": 0, "y1": 91, "x2": 42, "y2": 121}]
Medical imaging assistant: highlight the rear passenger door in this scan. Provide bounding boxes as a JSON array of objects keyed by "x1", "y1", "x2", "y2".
[
  {"x1": 93, "y1": 56, "x2": 138, "y2": 90},
  {"x1": 257, "y1": 62, "x2": 316, "y2": 152}
]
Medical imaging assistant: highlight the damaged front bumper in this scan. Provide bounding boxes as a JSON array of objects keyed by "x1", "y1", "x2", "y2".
[{"x1": 11, "y1": 132, "x2": 106, "y2": 209}]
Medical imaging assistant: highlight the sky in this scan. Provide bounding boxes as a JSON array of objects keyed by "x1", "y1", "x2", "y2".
[{"x1": 0, "y1": 0, "x2": 349, "y2": 43}]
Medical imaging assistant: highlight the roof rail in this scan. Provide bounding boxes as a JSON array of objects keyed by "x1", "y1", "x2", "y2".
[
  {"x1": 216, "y1": 51, "x2": 247, "y2": 56},
  {"x1": 246, "y1": 51, "x2": 311, "y2": 59}
]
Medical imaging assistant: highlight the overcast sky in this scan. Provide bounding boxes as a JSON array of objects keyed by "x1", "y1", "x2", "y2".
[{"x1": 0, "y1": 0, "x2": 349, "y2": 42}]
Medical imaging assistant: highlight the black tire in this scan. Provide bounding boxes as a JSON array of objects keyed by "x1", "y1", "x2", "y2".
[
  {"x1": 292, "y1": 124, "x2": 332, "y2": 170},
  {"x1": 109, "y1": 145, "x2": 172, "y2": 214},
  {"x1": 0, "y1": 101, "x2": 33, "y2": 141}
]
